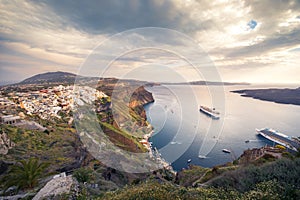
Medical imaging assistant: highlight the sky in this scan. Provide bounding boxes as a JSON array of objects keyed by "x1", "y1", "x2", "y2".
[{"x1": 0, "y1": 0, "x2": 300, "y2": 84}]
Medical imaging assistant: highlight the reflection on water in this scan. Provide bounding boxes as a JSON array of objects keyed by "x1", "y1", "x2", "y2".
[{"x1": 144, "y1": 84, "x2": 300, "y2": 171}]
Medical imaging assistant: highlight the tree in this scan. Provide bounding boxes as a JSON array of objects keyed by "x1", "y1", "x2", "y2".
[{"x1": 3, "y1": 157, "x2": 49, "y2": 192}]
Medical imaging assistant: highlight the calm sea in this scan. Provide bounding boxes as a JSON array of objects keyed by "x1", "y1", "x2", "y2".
[{"x1": 144, "y1": 84, "x2": 300, "y2": 171}]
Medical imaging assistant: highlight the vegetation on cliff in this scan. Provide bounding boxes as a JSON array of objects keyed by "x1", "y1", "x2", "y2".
[
  {"x1": 2, "y1": 158, "x2": 49, "y2": 192},
  {"x1": 98, "y1": 157, "x2": 300, "y2": 200},
  {"x1": 94, "y1": 78, "x2": 154, "y2": 152},
  {"x1": 98, "y1": 179, "x2": 294, "y2": 200}
]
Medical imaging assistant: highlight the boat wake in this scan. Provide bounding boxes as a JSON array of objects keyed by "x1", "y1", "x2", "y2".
[{"x1": 170, "y1": 141, "x2": 182, "y2": 145}]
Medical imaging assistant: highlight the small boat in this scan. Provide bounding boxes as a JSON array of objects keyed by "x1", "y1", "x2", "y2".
[
  {"x1": 222, "y1": 149, "x2": 231, "y2": 153},
  {"x1": 245, "y1": 140, "x2": 250, "y2": 143},
  {"x1": 198, "y1": 155, "x2": 206, "y2": 159},
  {"x1": 187, "y1": 159, "x2": 192, "y2": 163}
]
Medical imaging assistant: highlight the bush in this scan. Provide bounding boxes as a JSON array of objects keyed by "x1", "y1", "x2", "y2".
[
  {"x1": 209, "y1": 158, "x2": 300, "y2": 195},
  {"x1": 73, "y1": 168, "x2": 93, "y2": 183}
]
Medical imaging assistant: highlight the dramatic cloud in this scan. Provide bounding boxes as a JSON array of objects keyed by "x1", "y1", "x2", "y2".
[
  {"x1": 0, "y1": 0, "x2": 300, "y2": 83},
  {"x1": 34, "y1": 0, "x2": 198, "y2": 34}
]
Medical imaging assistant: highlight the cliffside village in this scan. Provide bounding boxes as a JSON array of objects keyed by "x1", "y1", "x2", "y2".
[
  {"x1": 0, "y1": 85, "x2": 109, "y2": 155},
  {"x1": 0, "y1": 85, "x2": 108, "y2": 121},
  {"x1": 0, "y1": 84, "x2": 171, "y2": 172}
]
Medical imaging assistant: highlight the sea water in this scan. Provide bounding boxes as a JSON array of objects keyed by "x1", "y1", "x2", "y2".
[{"x1": 144, "y1": 84, "x2": 300, "y2": 171}]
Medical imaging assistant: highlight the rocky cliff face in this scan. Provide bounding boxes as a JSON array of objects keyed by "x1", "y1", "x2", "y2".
[
  {"x1": 129, "y1": 86, "x2": 154, "y2": 126},
  {"x1": 97, "y1": 78, "x2": 155, "y2": 108},
  {"x1": 0, "y1": 131, "x2": 15, "y2": 155},
  {"x1": 96, "y1": 82, "x2": 154, "y2": 126},
  {"x1": 129, "y1": 86, "x2": 154, "y2": 108},
  {"x1": 33, "y1": 174, "x2": 75, "y2": 200},
  {"x1": 95, "y1": 82, "x2": 154, "y2": 147},
  {"x1": 57, "y1": 135, "x2": 94, "y2": 173}
]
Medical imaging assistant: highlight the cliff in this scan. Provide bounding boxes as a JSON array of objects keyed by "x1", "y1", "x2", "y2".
[
  {"x1": 96, "y1": 79, "x2": 154, "y2": 124},
  {"x1": 94, "y1": 80, "x2": 154, "y2": 152},
  {"x1": 129, "y1": 86, "x2": 155, "y2": 108}
]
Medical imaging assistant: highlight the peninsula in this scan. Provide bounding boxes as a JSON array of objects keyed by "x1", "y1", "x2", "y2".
[{"x1": 232, "y1": 87, "x2": 300, "y2": 106}]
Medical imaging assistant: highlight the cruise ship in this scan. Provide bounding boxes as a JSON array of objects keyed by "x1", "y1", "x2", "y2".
[
  {"x1": 199, "y1": 106, "x2": 220, "y2": 119},
  {"x1": 256, "y1": 128, "x2": 300, "y2": 152}
]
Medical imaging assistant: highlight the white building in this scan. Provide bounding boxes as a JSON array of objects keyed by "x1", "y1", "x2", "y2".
[{"x1": 0, "y1": 115, "x2": 21, "y2": 125}]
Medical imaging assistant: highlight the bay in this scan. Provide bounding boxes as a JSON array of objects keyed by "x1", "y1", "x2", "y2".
[{"x1": 144, "y1": 84, "x2": 300, "y2": 171}]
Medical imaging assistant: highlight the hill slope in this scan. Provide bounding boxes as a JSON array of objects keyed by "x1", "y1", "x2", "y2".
[{"x1": 19, "y1": 71, "x2": 78, "y2": 84}]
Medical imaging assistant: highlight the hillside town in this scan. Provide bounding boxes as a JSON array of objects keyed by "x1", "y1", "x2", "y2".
[{"x1": 0, "y1": 85, "x2": 108, "y2": 121}]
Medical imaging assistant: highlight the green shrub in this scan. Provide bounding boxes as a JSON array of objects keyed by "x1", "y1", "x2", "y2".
[
  {"x1": 73, "y1": 168, "x2": 93, "y2": 183},
  {"x1": 209, "y1": 158, "x2": 300, "y2": 196}
]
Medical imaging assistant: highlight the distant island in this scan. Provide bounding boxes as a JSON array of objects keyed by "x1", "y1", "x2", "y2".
[
  {"x1": 232, "y1": 87, "x2": 300, "y2": 106},
  {"x1": 1, "y1": 71, "x2": 250, "y2": 89},
  {"x1": 161, "y1": 80, "x2": 250, "y2": 86}
]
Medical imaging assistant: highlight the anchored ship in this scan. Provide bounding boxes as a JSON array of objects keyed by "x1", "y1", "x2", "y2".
[
  {"x1": 256, "y1": 128, "x2": 300, "y2": 152},
  {"x1": 222, "y1": 149, "x2": 231, "y2": 153},
  {"x1": 198, "y1": 155, "x2": 207, "y2": 159},
  {"x1": 199, "y1": 106, "x2": 220, "y2": 119}
]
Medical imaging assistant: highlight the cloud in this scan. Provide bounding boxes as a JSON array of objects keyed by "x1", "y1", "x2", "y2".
[
  {"x1": 2, "y1": 41, "x2": 83, "y2": 66},
  {"x1": 225, "y1": 27, "x2": 300, "y2": 59},
  {"x1": 0, "y1": 0, "x2": 109, "y2": 80},
  {"x1": 0, "y1": 0, "x2": 300, "y2": 83},
  {"x1": 33, "y1": 0, "x2": 199, "y2": 34}
]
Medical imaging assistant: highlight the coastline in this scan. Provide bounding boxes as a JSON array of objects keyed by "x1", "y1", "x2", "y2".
[
  {"x1": 140, "y1": 129, "x2": 175, "y2": 173},
  {"x1": 139, "y1": 88, "x2": 175, "y2": 173},
  {"x1": 231, "y1": 87, "x2": 300, "y2": 106}
]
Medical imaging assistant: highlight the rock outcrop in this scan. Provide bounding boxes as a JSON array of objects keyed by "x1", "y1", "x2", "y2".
[
  {"x1": 0, "y1": 131, "x2": 15, "y2": 155},
  {"x1": 33, "y1": 173, "x2": 76, "y2": 200},
  {"x1": 129, "y1": 86, "x2": 154, "y2": 108}
]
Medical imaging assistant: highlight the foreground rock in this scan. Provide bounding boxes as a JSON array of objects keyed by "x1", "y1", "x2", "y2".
[
  {"x1": 33, "y1": 173, "x2": 76, "y2": 200},
  {"x1": 0, "y1": 131, "x2": 15, "y2": 155}
]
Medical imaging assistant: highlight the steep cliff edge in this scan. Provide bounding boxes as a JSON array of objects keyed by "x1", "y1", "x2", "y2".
[
  {"x1": 129, "y1": 86, "x2": 155, "y2": 108},
  {"x1": 97, "y1": 79, "x2": 154, "y2": 124},
  {"x1": 129, "y1": 86, "x2": 154, "y2": 126},
  {"x1": 96, "y1": 80, "x2": 154, "y2": 152}
]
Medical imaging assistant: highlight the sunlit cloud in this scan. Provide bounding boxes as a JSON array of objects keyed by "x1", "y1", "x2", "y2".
[{"x1": 0, "y1": 0, "x2": 299, "y2": 83}]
